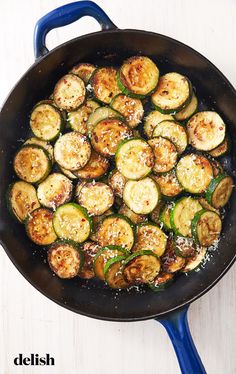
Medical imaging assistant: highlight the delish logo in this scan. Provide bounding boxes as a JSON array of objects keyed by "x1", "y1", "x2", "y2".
[{"x1": 14, "y1": 353, "x2": 55, "y2": 366}]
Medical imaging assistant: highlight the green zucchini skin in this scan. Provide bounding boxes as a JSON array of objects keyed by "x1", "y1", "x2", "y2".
[
  {"x1": 205, "y1": 174, "x2": 233, "y2": 208},
  {"x1": 191, "y1": 209, "x2": 222, "y2": 246}
]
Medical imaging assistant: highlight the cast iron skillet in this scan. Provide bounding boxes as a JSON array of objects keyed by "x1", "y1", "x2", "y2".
[{"x1": 0, "y1": 2, "x2": 235, "y2": 373}]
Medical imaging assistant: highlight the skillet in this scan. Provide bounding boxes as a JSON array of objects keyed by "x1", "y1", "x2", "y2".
[{"x1": 0, "y1": 2, "x2": 235, "y2": 373}]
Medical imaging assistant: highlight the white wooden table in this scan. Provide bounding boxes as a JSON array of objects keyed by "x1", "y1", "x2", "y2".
[{"x1": 0, "y1": 1, "x2": 235, "y2": 373}]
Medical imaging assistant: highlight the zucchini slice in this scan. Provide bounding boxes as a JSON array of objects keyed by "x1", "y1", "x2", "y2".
[
  {"x1": 70, "y1": 63, "x2": 96, "y2": 83},
  {"x1": 95, "y1": 214, "x2": 134, "y2": 251},
  {"x1": 148, "y1": 136, "x2": 178, "y2": 173},
  {"x1": 104, "y1": 255, "x2": 130, "y2": 289},
  {"x1": 161, "y1": 237, "x2": 186, "y2": 273},
  {"x1": 151, "y1": 170, "x2": 183, "y2": 198},
  {"x1": 210, "y1": 158, "x2": 224, "y2": 177},
  {"x1": 73, "y1": 150, "x2": 109, "y2": 180},
  {"x1": 170, "y1": 197, "x2": 202, "y2": 237},
  {"x1": 24, "y1": 137, "x2": 54, "y2": 163},
  {"x1": 93, "y1": 245, "x2": 128, "y2": 280},
  {"x1": 54, "y1": 131, "x2": 91, "y2": 171},
  {"x1": 209, "y1": 137, "x2": 229, "y2": 158},
  {"x1": 192, "y1": 209, "x2": 222, "y2": 247},
  {"x1": 175, "y1": 92, "x2": 198, "y2": 121},
  {"x1": 90, "y1": 208, "x2": 114, "y2": 241},
  {"x1": 67, "y1": 100, "x2": 100, "y2": 134},
  {"x1": 152, "y1": 120, "x2": 188, "y2": 154},
  {"x1": 79, "y1": 241, "x2": 101, "y2": 279},
  {"x1": 123, "y1": 250, "x2": 161, "y2": 284},
  {"x1": 53, "y1": 203, "x2": 92, "y2": 243},
  {"x1": 14, "y1": 145, "x2": 52, "y2": 184},
  {"x1": 151, "y1": 73, "x2": 192, "y2": 114},
  {"x1": 91, "y1": 118, "x2": 132, "y2": 157},
  {"x1": 8, "y1": 181, "x2": 40, "y2": 223},
  {"x1": 176, "y1": 154, "x2": 213, "y2": 194},
  {"x1": 123, "y1": 177, "x2": 160, "y2": 214},
  {"x1": 118, "y1": 204, "x2": 147, "y2": 224},
  {"x1": 159, "y1": 204, "x2": 173, "y2": 231},
  {"x1": 30, "y1": 102, "x2": 63, "y2": 141},
  {"x1": 187, "y1": 111, "x2": 225, "y2": 151},
  {"x1": 133, "y1": 223, "x2": 167, "y2": 256},
  {"x1": 117, "y1": 56, "x2": 159, "y2": 98},
  {"x1": 48, "y1": 241, "x2": 83, "y2": 279},
  {"x1": 205, "y1": 174, "x2": 233, "y2": 208},
  {"x1": 174, "y1": 236, "x2": 196, "y2": 258},
  {"x1": 53, "y1": 74, "x2": 86, "y2": 111},
  {"x1": 59, "y1": 167, "x2": 77, "y2": 180},
  {"x1": 77, "y1": 182, "x2": 114, "y2": 216},
  {"x1": 144, "y1": 111, "x2": 174, "y2": 139},
  {"x1": 108, "y1": 169, "x2": 127, "y2": 198},
  {"x1": 116, "y1": 138, "x2": 154, "y2": 180},
  {"x1": 26, "y1": 208, "x2": 57, "y2": 245},
  {"x1": 87, "y1": 106, "x2": 122, "y2": 137},
  {"x1": 149, "y1": 272, "x2": 174, "y2": 291},
  {"x1": 182, "y1": 247, "x2": 207, "y2": 273},
  {"x1": 91, "y1": 67, "x2": 121, "y2": 104},
  {"x1": 37, "y1": 173, "x2": 73, "y2": 210},
  {"x1": 110, "y1": 94, "x2": 144, "y2": 128}
]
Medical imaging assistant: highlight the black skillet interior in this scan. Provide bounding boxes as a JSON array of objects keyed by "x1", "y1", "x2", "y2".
[{"x1": 0, "y1": 30, "x2": 235, "y2": 321}]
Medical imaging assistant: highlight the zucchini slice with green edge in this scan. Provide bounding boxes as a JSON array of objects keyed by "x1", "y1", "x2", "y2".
[
  {"x1": 148, "y1": 272, "x2": 174, "y2": 291},
  {"x1": 37, "y1": 173, "x2": 73, "y2": 210},
  {"x1": 91, "y1": 118, "x2": 132, "y2": 157},
  {"x1": 79, "y1": 241, "x2": 101, "y2": 279},
  {"x1": 26, "y1": 208, "x2": 57, "y2": 245},
  {"x1": 176, "y1": 154, "x2": 213, "y2": 194},
  {"x1": 205, "y1": 174, "x2": 233, "y2": 208},
  {"x1": 209, "y1": 137, "x2": 230, "y2": 158},
  {"x1": 187, "y1": 111, "x2": 225, "y2": 151},
  {"x1": 133, "y1": 222, "x2": 167, "y2": 256},
  {"x1": 151, "y1": 73, "x2": 192, "y2": 114},
  {"x1": 159, "y1": 204, "x2": 173, "y2": 231},
  {"x1": 24, "y1": 137, "x2": 54, "y2": 163},
  {"x1": 182, "y1": 247, "x2": 207, "y2": 273},
  {"x1": 170, "y1": 197, "x2": 202, "y2": 237},
  {"x1": 30, "y1": 101, "x2": 63, "y2": 141},
  {"x1": 90, "y1": 208, "x2": 114, "y2": 241},
  {"x1": 14, "y1": 145, "x2": 52, "y2": 184},
  {"x1": 54, "y1": 131, "x2": 91, "y2": 171},
  {"x1": 93, "y1": 245, "x2": 128, "y2": 280},
  {"x1": 123, "y1": 177, "x2": 160, "y2": 214},
  {"x1": 148, "y1": 136, "x2": 178, "y2": 173},
  {"x1": 144, "y1": 111, "x2": 174, "y2": 138},
  {"x1": 118, "y1": 204, "x2": 147, "y2": 224},
  {"x1": 123, "y1": 250, "x2": 161, "y2": 284},
  {"x1": 152, "y1": 120, "x2": 188, "y2": 154},
  {"x1": 53, "y1": 74, "x2": 86, "y2": 111},
  {"x1": 73, "y1": 150, "x2": 109, "y2": 180},
  {"x1": 53, "y1": 203, "x2": 92, "y2": 243},
  {"x1": 116, "y1": 138, "x2": 154, "y2": 180},
  {"x1": 161, "y1": 237, "x2": 186, "y2": 273},
  {"x1": 70, "y1": 63, "x2": 96, "y2": 83},
  {"x1": 87, "y1": 106, "x2": 123, "y2": 137},
  {"x1": 77, "y1": 182, "x2": 114, "y2": 216},
  {"x1": 104, "y1": 255, "x2": 130, "y2": 289},
  {"x1": 110, "y1": 94, "x2": 144, "y2": 128},
  {"x1": 48, "y1": 241, "x2": 83, "y2": 279},
  {"x1": 117, "y1": 56, "x2": 159, "y2": 98},
  {"x1": 90, "y1": 67, "x2": 121, "y2": 104},
  {"x1": 7, "y1": 181, "x2": 40, "y2": 223},
  {"x1": 191, "y1": 209, "x2": 222, "y2": 246},
  {"x1": 67, "y1": 100, "x2": 100, "y2": 134},
  {"x1": 174, "y1": 236, "x2": 196, "y2": 258},
  {"x1": 175, "y1": 92, "x2": 198, "y2": 121},
  {"x1": 59, "y1": 167, "x2": 77, "y2": 180},
  {"x1": 108, "y1": 169, "x2": 127, "y2": 198},
  {"x1": 151, "y1": 170, "x2": 183, "y2": 198}
]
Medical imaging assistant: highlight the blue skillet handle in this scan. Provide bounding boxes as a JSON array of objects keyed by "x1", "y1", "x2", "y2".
[
  {"x1": 156, "y1": 305, "x2": 206, "y2": 374},
  {"x1": 34, "y1": 1, "x2": 117, "y2": 59}
]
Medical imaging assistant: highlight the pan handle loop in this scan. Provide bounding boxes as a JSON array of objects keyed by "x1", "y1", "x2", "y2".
[
  {"x1": 156, "y1": 306, "x2": 207, "y2": 374},
  {"x1": 34, "y1": 1, "x2": 117, "y2": 59}
]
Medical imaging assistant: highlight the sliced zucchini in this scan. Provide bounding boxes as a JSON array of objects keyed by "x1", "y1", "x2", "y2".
[
  {"x1": 54, "y1": 131, "x2": 91, "y2": 171},
  {"x1": 90, "y1": 208, "x2": 114, "y2": 241},
  {"x1": 149, "y1": 201, "x2": 165, "y2": 224},
  {"x1": 26, "y1": 208, "x2": 57, "y2": 245},
  {"x1": 14, "y1": 145, "x2": 51, "y2": 184},
  {"x1": 148, "y1": 136, "x2": 178, "y2": 173},
  {"x1": 176, "y1": 154, "x2": 213, "y2": 194},
  {"x1": 53, "y1": 203, "x2": 92, "y2": 243},
  {"x1": 37, "y1": 173, "x2": 73, "y2": 210},
  {"x1": 205, "y1": 175, "x2": 233, "y2": 208},
  {"x1": 148, "y1": 272, "x2": 174, "y2": 291},
  {"x1": 151, "y1": 73, "x2": 192, "y2": 114},
  {"x1": 48, "y1": 241, "x2": 83, "y2": 279},
  {"x1": 170, "y1": 197, "x2": 202, "y2": 237},
  {"x1": 95, "y1": 214, "x2": 134, "y2": 251},
  {"x1": 210, "y1": 158, "x2": 224, "y2": 177},
  {"x1": 152, "y1": 120, "x2": 188, "y2": 154},
  {"x1": 104, "y1": 255, "x2": 130, "y2": 289},
  {"x1": 30, "y1": 102, "x2": 63, "y2": 141},
  {"x1": 123, "y1": 250, "x2": 161, "y2": 284},
  {"x1": 175, "y1": 92, "x2": 198, "y2": 121},
  {"x1": 93, "y1": 245, "x2": 127, "y2": 280},
  {"x1": 133, "y1": 223, "x2": 167, "y2": 256},
  {"x1": 174, "y1": 236, "x2": 196, "y2": 258},
  {"x1": 192, "y1": 209, "x2": 222, "y2": 247},
  {"x1": 144, "y1": 111, "x2": 174, "y2": 138},
  {"x1": 59, "y1": 166, "x2": 77, "y2": 180},
  {"x1": 7, "y1": 181, "x2": 40, "y2": 223},
  {"x1": 73, "y1": 150, "x2": 109, "y2": 180},
  {"x1": 118, "y1": 204, "x2": 147, "y2": 224},
  {"x1": 117, "y1": 56, "x2": 159, "y2": 98},
  {"x1": 198, "y1": 197, "x2": 220, "y2": 214},
  {"x1": 90, "y1": 67, "x2": 121, "y2": 104},
  {"x1": 151, "y1": 170, "x2": 183, "y2": 198},
  {"x1": 70, "y1": 63, "x2": 96, "y2": 83},
  {"x1": 87, "y1": 106, "x2": 122, "y2": 137},
  {"x1": 110, "y1": 94, "x2": 144, "y2": 128},
  {"x1": 91, "y1": 118, "x2": 132, "y2": 157},
  {"x1": 24, "y1": 137, "x2": 54, "y2": 163},
  {"x1": 159, "y1": 204, "x2": 173, "y2": 231},
  {"x1": 161, "y1": 237, "x2": 186, "y2": 273},
  {"x1": 209, "y1": 137, "x2": 229, "y2": 158},
  {"x1": 67, "y1": 100, "x2": 100, "y2": 134},
  {"x1": 77, "y1": 182, "x2": 114, "y2": 216},
  {"x1": 79, "y1": 241, "x2": 101, "y2": 279},
  {"x1": 123, "y1": 177, "x2": 160, "y2": 214},
  {"x1": 108, "y1": 169, "x2": 127, "y2": 198},
  {"x1": 187, "y1": 111, "x2": 225, "y2": 151},
  {"x1": 53, "y1": 74, "x2": 86, "y2": 111},
  {"x1": 182, "y1": 247, "x2": 207, "y2": 273},
  {"x1": 116, "y1": 138, "x2": 154, "y2": 180}
]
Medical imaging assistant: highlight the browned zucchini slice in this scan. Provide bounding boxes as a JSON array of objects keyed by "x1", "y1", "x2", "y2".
[
  {"x1": 91, "y1": 67, "x2": 121, "y2": 104},
  {"x1": 144, "y1": 111, "x2": 174, "y2": 138},
  {"x1": 148, "y1": 136, "x2": 178, "y2": 173},
  {"x1": 152, "y1": 120, "x2": 188, "y2": 154},
  {"x1": 161, "y1": 238, "x2": 186, "y2": 273},
  {"x1": 205, "y1": 175, "x2": 233, "y2": 208},
  {"x1": 108, "y1": 169, "x2": 127, "y2": 198},
  {"x1": 53, "y1": 74, "x2": 86, "y2": 111},
  {"x1": 79, "y1": 241, "x2": 101, "y2": 279},
  {"x1": 30, "y1": 102, "x2": 63, "y2": 141},
  {"x1": 77, "y1": 182, "x2": 114, "y2": 216},
  {"x1": 191, "y1": 209, "x2": 222, "y2": 247},
  {"x1": 67, "y1": 100, "x2": 100, "y2": 134},
  {"x1": 90, "y1": 208, "x2": 114, "y2": 241},
  {"x1": 209, "y1": 137, "x2": 229, "y2": 158},
  {"x1": 93, "y1": 245, "x2": 128, "y2": 280},
  {"x1": 73, "y1": 150, "x2": 109, "y2": 180},
  {"x1": 24, "y1": 137, "x2": 54, "y2": 163},
  {"x1": 151, "y1": 171, "x2": 183, "y2": 198},
  {"x1": 104, "y1": 255, "x2": 130, "y2": 289},
  {"x1": 26, "y1": 208, "x2": 57, "y2": 245},
  {"x1": 133, "y1": 223, "x2": 167, "y2": 256},
  {"x1": 110, "y1": 94, "x2": 144, "y2": 128},
  {"x1": 70, "y1": 63, "x2": 96, "y2": 83}
]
